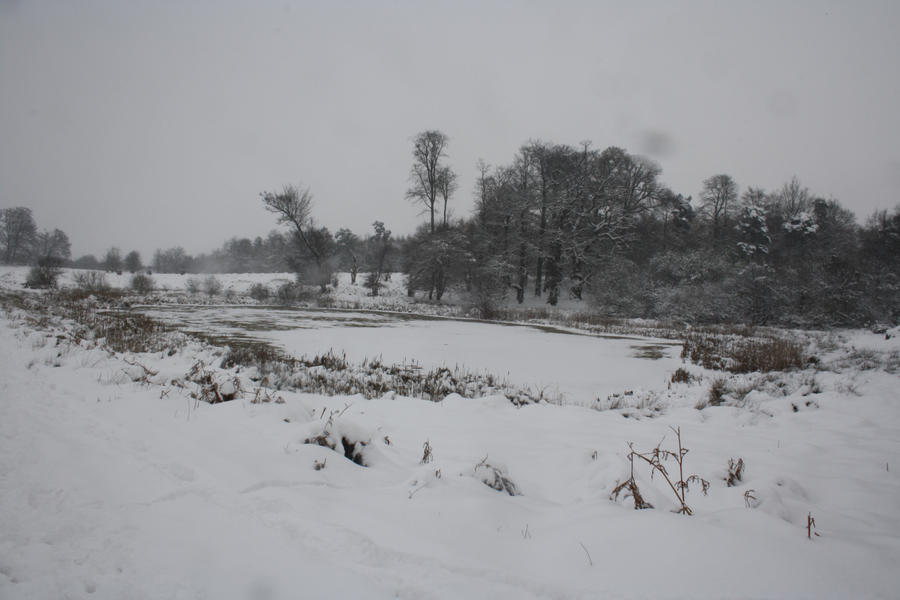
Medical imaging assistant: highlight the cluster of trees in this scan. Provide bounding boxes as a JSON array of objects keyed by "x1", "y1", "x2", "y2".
[
  {"x1": 74, "y1": 239, "x2": 288, "y2": 276},
  {"x1": 259, "y1": 184, "x2": 395, "y2": 294},
  {"x1": 395, "y1": 134, "x2": 899, "y2": 326},
  {"x1": 72, "y1": 247, "x2": 145, "y2": 273},
  {"x1": 397, "y1": 138, "x2": 683, "y2": 308},
  {"x1": 248, "y1": 130, "x2": 896, "y2": 326},
  {"x1": 0, "y1": 207, "x2": 71, "y2": 266},
  {"x1": 0, "y1": 210, "x2": 166, "y2": 278}
]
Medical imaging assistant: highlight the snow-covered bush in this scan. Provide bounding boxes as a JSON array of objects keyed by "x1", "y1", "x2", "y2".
[
  {"x1": 303, "y1": 414, "x2": 371, "y2": 467},
  {"x1": 474, "y1": 457, "x2": 519, "y2": 496},
  {"x1": 275, "y1": 281, "x2": 312, "y2": 304},
  {"x1": 26, "y1": 258, "x2": 62, "y2": 289},
  {"x1": 217, "y1": 345, "x2": 543, "y2": 405},
  {"x1": 202, "y1": 275, "x2": 222, "y2": 297},
  {"x1": 597, "y1": 389, "x2": 666, "y2": 418},
  {"x1": 14, "y1": 292, "x2": 184, "y2": 354},
  {"x1": 186, "y1": 359, "x2": 242, "y2": 403},
  {"x1": 670, "y1": 368, "x2": 693, "y2": 383},
  {"x1": 707, "y1": 378, "x2": 727, "y2": 407},
  {"x1": 248, "y1": 283, "x2": 269, "y2": 301},
  {"x1": 130, "y1": 273, "x2": 154, "y2": 294}
]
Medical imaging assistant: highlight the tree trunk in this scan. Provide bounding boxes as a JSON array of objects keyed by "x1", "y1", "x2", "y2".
[
  {"x1": 435, "y1": 267, "x2": 446, "y2": 301},
  {"x1": 517, "y1": 241, "x2": 528, "y2": 304},
  {"x1": 535, "y1": 196, "x2": 547, "y2": 297},
  {"x1": 570, "y1": 255, "x2": 584, "y2": 300},
  {"x1": 545, "y1": 238, "x2": 563, "y2": 306}
]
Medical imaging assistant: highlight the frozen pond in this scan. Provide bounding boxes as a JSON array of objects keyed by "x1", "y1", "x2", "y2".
[{"x1": 136, "y1": 306, "x2": 683, "y2": 405}]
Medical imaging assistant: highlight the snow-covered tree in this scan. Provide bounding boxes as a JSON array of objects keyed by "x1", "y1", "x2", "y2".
[
  {"x1": 700, "y1": 174, "x2": 738, "y2": 236},
  {"x1": 736, "y1": 203, "x2": 771, "y2": 259}
]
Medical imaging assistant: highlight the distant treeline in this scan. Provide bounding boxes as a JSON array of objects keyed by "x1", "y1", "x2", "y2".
[{"x1": 3, "y1": 133, "x2": 899, "y2": 326}]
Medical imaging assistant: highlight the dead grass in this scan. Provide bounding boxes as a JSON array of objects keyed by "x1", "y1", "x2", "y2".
[
  {"x1": 6, "y1": 291, "x2": 182, "y2": 355},
  {"x1": 597, "y1": 390, "x2": 665, "y2": 418},
  {"x1": 707, "y1": 378, "x2": 727, "y2": 407},
  {"x1": 681, "y1": 333, "x2": 805, "y2": 373},
  {"x1": 217, "y1": 340, "x2": 544, "y2": 405},
  {"x1": 474, "y1": 456, "x2": 519, "y2": 496},
  {"x1": 611, "y1": 427, "x2": 709, "y2": 515},
  {"x1": 725, "y1": 458, "x2": 744, "y2": 487},
  {"x1": 828, "y1": 348, "x2": 900, "y2": 374},
  {"x1": 670, "y1": 367, "x2": 693, "y2": 384},
  {"x1": 421, "y1": 440, "x2": 433, "y2": 464},
  {"x1": 72, "y1": 271, "x2": 111, "y2": 293}
]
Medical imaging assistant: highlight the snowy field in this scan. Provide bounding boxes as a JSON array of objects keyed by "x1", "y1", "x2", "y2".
[
  {"x1": 1, "y1": 270, "x2": 900, "y2": 598},
  {"x1": 0, "y1": 266, "x2": 299, "y2": 296},
  {"x1": 0, "y1": 265, "x2": 585, "y2": 314}
]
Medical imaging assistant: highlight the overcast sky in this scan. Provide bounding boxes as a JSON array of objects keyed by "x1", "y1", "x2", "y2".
[{"x1": 2, "y1": 0, "x2": 899, "y2": 259}]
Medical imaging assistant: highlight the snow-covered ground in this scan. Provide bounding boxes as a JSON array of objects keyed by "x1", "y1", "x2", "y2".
[
  {"x1": 137, "y1": 305, "x2": 682, "y2": 406},
  {"x1": 0, "y1": 265, "x2": 298, "y2": 296},
  {"x1": 1, "y1": 276, "x2": 900, "y2": 598},
  {"x1": 0, "y1": 265, "x2": 585, "y2": 315}
]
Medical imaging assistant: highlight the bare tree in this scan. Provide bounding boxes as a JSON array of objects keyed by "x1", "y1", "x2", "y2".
[
  {"x1": 261, "y1": 184, "x2": 333, "y2": 291},
  {"x1": 335, "y1": 228, "x2": 361, "y2": 284},
  {"x1": 741, "y1": 186, "x2": 768, "y2": 208},
  {"x1": 406, "y1": 130, "x2": 450, "y2": 234},
  {"x1": 775, "y1": 176, "x2": 811, "y2": 219},
  {"x1": 474, "y1": 159, "x2": 492, "y2": 225},
  {"x1": 526, "y1": 141, "x2": 552, "y2": 297},
  {"x1": 700, "y1": 174, "x2": 738, "y2": 236},
  {"x1": 153, "y1": 247, "x2": 191, "y2": 273},
  {"x1": 34, "y1": 229, "x2": 71, "y2": 262},
  {"x1": 437, "y1": 165, "x2": 457, "y2": 228},
  {"x1": 1, "y1": 206, "x2": 37, "y2": 264},
  {"x1": 364, "y1": 221, "x2": 392, "y2": 296}
]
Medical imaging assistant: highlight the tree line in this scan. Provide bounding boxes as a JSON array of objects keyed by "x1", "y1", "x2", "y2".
[
  {"x1": 404, "y1": 135, "x2": 899, "y2": 326},
  {"x1": 0, "y1": 207, "x2": 71, "y2": 266},
  {"x1": 395, "y1": 134, "x2": 898, "y2": 326},
  {"x1": 250, "y1": 130, "x2": 897, "y2": 326},
  {"x1": 3, "y1": 130, "x2": 898, "y2": 326}
]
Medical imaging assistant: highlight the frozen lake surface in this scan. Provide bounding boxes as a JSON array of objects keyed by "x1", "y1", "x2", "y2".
[{"x1": 136, "y1": 306, "x2": 683, "y2": 404}]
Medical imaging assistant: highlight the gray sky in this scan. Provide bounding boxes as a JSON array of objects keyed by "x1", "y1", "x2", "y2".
[{"x1": 2, "y1": 0, "x2": 899, "y2": 259}]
